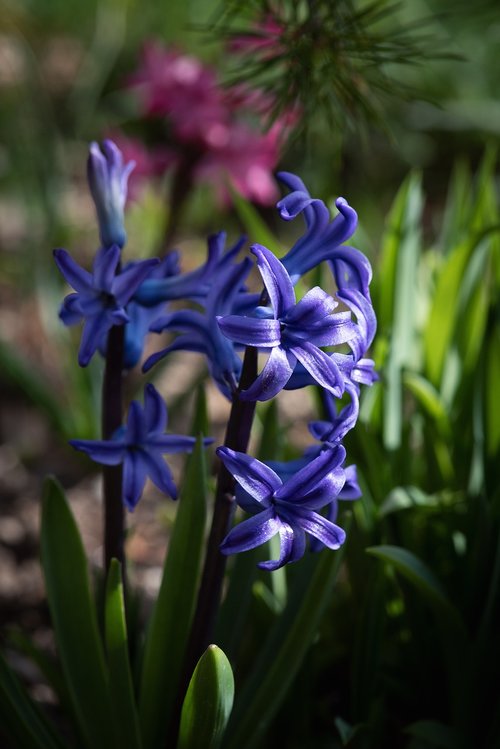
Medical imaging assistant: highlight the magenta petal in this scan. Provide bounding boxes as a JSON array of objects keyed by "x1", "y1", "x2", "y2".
[
  {"x1": 240, "y1": 346, "x2": 296, "y2": 402},
  {"x1": 216, "y1": 315, "x2": 281, "y2": 347},
  {"x1": 220, "y1": 507, "x2": 280, "y2": 555},
  {"x1": 217, "y1": 447, "x2": 281, "y2": 502},
  {"x1": 251, "y1": 244, "x2": 295, "y2": 318}
]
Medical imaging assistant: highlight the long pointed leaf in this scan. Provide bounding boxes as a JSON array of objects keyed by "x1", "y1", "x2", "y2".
[
  {"x1": 40, "y1": 477, "x2": 116, "y2": 749},
  {"x1": 105, "y1": 559, "x2": 143, "y2": 749},
  {"x1": 138, "y1": 434, "x2": 208, "y2": 749}
]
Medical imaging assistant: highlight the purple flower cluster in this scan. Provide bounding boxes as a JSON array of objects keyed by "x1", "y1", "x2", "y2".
[{"x1": 56, "y1": 139, "x2": 376, "y2": 568}]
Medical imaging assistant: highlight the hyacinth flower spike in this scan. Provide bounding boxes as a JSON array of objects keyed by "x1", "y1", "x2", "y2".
[
  {"x1": 217, "y1": 445, "x2": 348, "y2": 571},
  {"x1": 217, "y1": 244, "x2": 356, "y2": 401},
  {"x1": 54, "y1": 245, "x2": 159, "y2": 366},
  {"x1": 276, "y1": 172, "x2": 372, "y2": 296},
  {"x1": 309, "y1": 380, "x2": 360, "y2": 446},
  {"x1": 70, "y1": 384, "x2": 212, "y2": 511},
  {"x1": 87, "y1": 139, "x2": 135, "y2": 249},
  {"x1": 143, "y1": 257, "x2": 253, "y2": 399}
]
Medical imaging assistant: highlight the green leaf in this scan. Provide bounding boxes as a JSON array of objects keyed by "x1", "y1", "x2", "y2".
[
  {"x1": 404, "y1": 719, "x2": 461, "y2": 748},
  {"x1": 178, "y1": 645, "x2": 234, "y2": 749},
  {"x1": 379, "y1": 486, "x2": 439, "y2": 517},
  {"x1": 367, "y1": 546, "x2": 454, "y2": 615},
  {"x1": 228, "y1": 184, "x2": 282, "y2": 255},
  {"x1": 0, "y1": 651, "x2": 66, "y2": 749},
  {"x1": 378, "y1": 172, "x2": 423, "y2": 449},
  {"x1": 485, "y1": 327, "x2": 500, "y2": 456},
  {"x1": 403, "y1": 372, "x2": 450, "y2": 432},
  {"x1": 105, "y1": 559, "x2": 143, "y2": 749},
  {"x1": 40, "y1": 477, "x2": 116, "y2": 749},
  {"x1": 224, "y1": 518, "x2": 351, "y2": 749},
  {"x1": 138, "y1": 435, "x2": 208, "y2": 749}
]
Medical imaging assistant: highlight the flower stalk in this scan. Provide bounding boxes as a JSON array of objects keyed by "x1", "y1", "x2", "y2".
[{"x1": 102, "y1": 324, "x2": 125, "y2": 571}]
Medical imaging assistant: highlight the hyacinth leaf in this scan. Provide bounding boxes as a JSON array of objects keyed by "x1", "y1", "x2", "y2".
[
  {"x1": 40, "y1": 477, "x2": 116, "y2": 749},
  {"x1": 455, "y1": 239, "x2": 491, "y2": 375},
  {"x1": 485, "y1": 327, "x2": 500, "y2": 456},
  {"x1": 404, "y1": 719, "x2": 461, "y2": 748},
  {"x1": 403, "y1": 372, "x2": 449, "y2": 432},
  {"x1": 105, "y1": 559, "x2": 143, "y2": 749},
  {"x1": 0, "y1": 652, "x2": 66, "y2": 749},
  {"x1": 366, "y1": 546, "x2": 467, "y2": 643},
  {"x1": 138, "y1": 434, "x2": 208, "y2": 749},
  {"x1": 178, "y1": 645, "x2": 235, "y2": 749},
  {"x1": 224, "y1": 517, "x2": 351, "y2": 749},
  {"x1": 228, "y1": 183, "x2": 282, "y2": 255},
  {"x1": 378, "y1": 172, "x2": 422, "y2": 450},
  {"x1": 438, "y1": 159, "x2": 472, "y2": 250}
]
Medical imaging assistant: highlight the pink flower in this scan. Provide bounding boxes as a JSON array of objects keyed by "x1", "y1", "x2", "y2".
[
  {"x1": 195, "y1": 121, "x2": 285, "y2": 206},
  {"x1": 127, "y1": 42, "x2": 229, "y2": 147},
  {"x1": 228, "y1": 16, "x2": 286, "y2": 61}
]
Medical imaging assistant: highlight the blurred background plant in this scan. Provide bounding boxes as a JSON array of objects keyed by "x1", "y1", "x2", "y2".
[{"x1": 0, "y1": 0, "x2": 499, "y2": 747}]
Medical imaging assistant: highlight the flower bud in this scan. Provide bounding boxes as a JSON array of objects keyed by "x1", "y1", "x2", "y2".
[{"x1": 87, "y1": 139, "x2": 135, "y2": 249}]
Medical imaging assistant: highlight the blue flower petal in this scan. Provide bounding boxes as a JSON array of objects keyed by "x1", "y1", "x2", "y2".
[
  {"x1": 240, "y1": 346, "x2": 296, "y2": 402},
  {"x1": 220, "y1": 507, "x2": 281, "y2": 555},
  {"x1": 54, "y1": 249, "x2": 93, "y2": 292},
  {"x1": 251, "y1": 244, "x2": 295, "y2": 318},
  {"x1": 143, "y1": 383, "x2": 167, "y2": 434},
  {"x1": 217, "y1": 447, "x2": 281, "y2": 503},
  {"x1": 122, "y1": 452, "x2": 148, "y2": 511},
  {"x1": 217, "y1": 315, "x2": 281, "y2": 347},
  {"x1": 69, "y1": 439, "x2": 125, "y2": 465},
  {"x1": 289, "y1": 341, "x2": 344, "y2": 396}
]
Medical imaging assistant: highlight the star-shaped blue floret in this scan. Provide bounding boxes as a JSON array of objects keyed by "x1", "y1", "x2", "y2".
[
  {"x1": 54, "y1": 244, "x2": 158, "y2": 366},
  {"x1": 70, "y1": 384, "x2": 212, "y2": 511},
  {"x1": 217, "y1": 244, "x2": 357, "y2": 401},
  {"x1": 217, "y1": 445, "x2": 349, "y2": 571}
]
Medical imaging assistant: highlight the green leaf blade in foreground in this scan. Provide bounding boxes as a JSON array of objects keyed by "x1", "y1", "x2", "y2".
[
  {"x1": 105, "y1": 559, "x2": 143, "y2": 749},
  {"x1": 178, "y1": 645, "x2": 234, "y2": 749},
  {"x1": 40, "y1": 477, "x2": 116, "y2": 749},
  {"x1": 138, "y1": 434, "x2": 208, "y2": 749},
  {"x1": 224, "y1": 517, "x2": 351, "y2": 749}
]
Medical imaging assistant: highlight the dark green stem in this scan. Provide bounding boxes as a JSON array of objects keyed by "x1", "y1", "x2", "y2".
[
  {"x1": 102, "y1": 324, "x2": 125, "y2": 572},
  {"x1": 169, "y1": 345, "x2": 258, "y2": 744}
]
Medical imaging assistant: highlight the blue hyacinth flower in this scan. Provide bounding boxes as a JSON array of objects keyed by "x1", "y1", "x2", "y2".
[
  {"x1": 87, "y1": 140, "x2": 135, "y2": 249},
  {"x1": 143, "y1": 257, "x2": 252, "y2": 399},
  {"x1": 276, "y1": 172, "x2": 372, "y2": 296},
  {"x1": 70, "y1": 384, "x2": 211, "y2": 510},
  {"x1": 133, "y1": 232, "x2": 246, "y2": 307},
  {"x1": 54, "y1": 244, "x2": 158, "y2": 366},
  {"x1": 217, "y1": 244, "x2": 356, "y2": 401},
  {"x1": 217, "y1": 445, "x2": 349, "y2": 570},
  {"x1": 122, "y1": 252, "x2": 180, "y2": 369}
]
